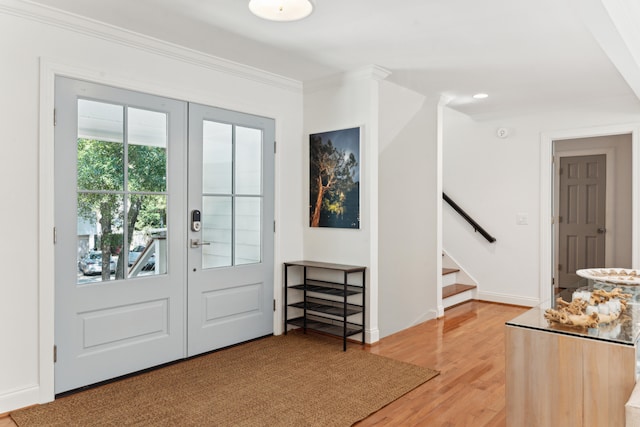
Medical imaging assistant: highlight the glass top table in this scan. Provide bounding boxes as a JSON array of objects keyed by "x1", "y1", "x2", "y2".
[{"x1": 506, "y1": 279, "x2": 640, "y2": 346}]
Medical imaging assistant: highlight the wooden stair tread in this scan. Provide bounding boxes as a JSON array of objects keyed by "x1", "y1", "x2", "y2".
[
  {"x1": 443, "y1": 283, "x2": 476, "y2": 299},
  {"x1": 442, "y1": 268, "x2": 460, "y2": 276}
]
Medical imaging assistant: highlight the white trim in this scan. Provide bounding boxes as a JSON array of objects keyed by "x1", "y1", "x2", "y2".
[
  {"x1": 38, "y1": 58, "x2": 56, "y2": 405},
  {"x1": 442, "y1": 249, "x2": 480, "y2": 287},
  {"x1": 435, "y1": 100, "x2": 445, "y2": 317},
  {"x1": 304, "y1": 64, "x2": 391, "y2": 93},
  {"x1": 365, "y1": 328, "x2": 380, "y2": 344},
  {"x1": 540, "y1": 124, "x2": 640, "y2": 303},
  {"x1": 1, "y1": 0, "x2": 302, "y2": 93},
  {"x1": 0, "y1": 384, "x2": 40, "y2": 413},
  {"x1": 37, "y1": 56, "x2": 293, "y2": 404},
  {"x1": 443, "y1": 289, "x2": 477, "y2": 309},
  {"x1": 477, "y1": 291, "x2": 539, "y2": 308},
  {"x1": 367, "y1": 75, "x2": 381, "y2": 343}
]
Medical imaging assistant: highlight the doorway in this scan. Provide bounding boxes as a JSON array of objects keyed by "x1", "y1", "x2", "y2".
[
  {"x1": 552, "y1": 135, "x2": 632, "y2": 297},
  {"x1": 54, "y1": 77, "x2": 274, "y2": 393}
]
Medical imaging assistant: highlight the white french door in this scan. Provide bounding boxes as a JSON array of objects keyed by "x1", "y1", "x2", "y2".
[
  {"x1": 54, "y1": 77, "x2": 274, "y2": 393},
  {"x1": 187, "y1": 103, "x2": 274, "y2": 356}
]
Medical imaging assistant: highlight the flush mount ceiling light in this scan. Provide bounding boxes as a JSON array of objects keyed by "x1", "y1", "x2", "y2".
[
  {"x1": 473, "y1": 93, "x2": 489, "y2": 99},
  {"x1": 249, "y1": 0, "x2": 314, "y2": 22}
]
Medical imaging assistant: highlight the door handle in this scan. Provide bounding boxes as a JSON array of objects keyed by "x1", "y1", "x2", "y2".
[
  {"x1": 597, "y1": 227, "x2": 606, "y2": 234},
  {"x1": 190, "y1": 239, "x2": 211, "y2": 248}
]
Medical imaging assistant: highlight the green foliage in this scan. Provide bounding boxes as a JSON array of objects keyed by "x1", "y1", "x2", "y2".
[
  {"x1": 77, "y1": 138, "x2": 167, "y2": 279},
  {"x1": 131, "y1": 195, "x2": 166, "y2": 229},
  {"x1": 77, "y1": 139, "x2": 124, "y2": 191},
  {"x1": 128, "y1": 144, "x2": 166, "y2": 192}
]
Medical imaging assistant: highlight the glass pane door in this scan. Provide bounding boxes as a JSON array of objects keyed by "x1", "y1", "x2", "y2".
[
  {"x1": 201, "y1": 121, "x2": 263, "y2": 269},
  {"x1": 55, "y1": 76, "x2": 186, "y2": 394},
  {"x1": 76, "y1": 100, "x2": 168, "y2": 284},
  {"x1": 187, "y1": 103, "x2": 274, "y2": 357}
]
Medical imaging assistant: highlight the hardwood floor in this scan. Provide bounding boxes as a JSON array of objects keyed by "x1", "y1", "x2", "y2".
[
  {"x1": 0, "y1": 301, "x2": 527, "y2": 427},
  {"x1": 356, "y1": 301, "x2": 527, "y2": 426},
  {"x1": 0, "y1": 414, "x2": 14, "y2": 426}
]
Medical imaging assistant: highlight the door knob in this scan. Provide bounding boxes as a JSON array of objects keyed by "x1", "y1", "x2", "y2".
[
  {"x1": 597, "y1": 227, "x2": 606, "y2": 234},
  {"x1": 190, "y1": 239, "x2": 211, "y2": 248}
]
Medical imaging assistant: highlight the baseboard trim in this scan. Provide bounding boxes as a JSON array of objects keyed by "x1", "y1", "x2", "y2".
[
  {"x1": 477, "y1": 291, "x2": 539, "y2": 307},
  {"x1": 366, "y1": 327, "x2": 380, "y2": 344},
  {"x1": 0, "y1": 384, "x2": 40, "y2": 414}
]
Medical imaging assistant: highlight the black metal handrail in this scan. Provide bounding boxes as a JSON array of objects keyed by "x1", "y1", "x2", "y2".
[{"x1": 443, "y1": 192, "x2": 496, "y2": 243}]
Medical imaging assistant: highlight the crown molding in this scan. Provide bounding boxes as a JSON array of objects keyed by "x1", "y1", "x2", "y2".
[
  {"x1": 0, "y1": 0, "x2": 303, "y2": 93},
  {"x1": 304, "y1": 64, "x2": 392, "y2": 93}
]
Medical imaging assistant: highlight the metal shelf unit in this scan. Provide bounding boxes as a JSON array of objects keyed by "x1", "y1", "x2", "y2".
[{"x1": 284, "y1": 260, "x2": 366, "y2": 351}]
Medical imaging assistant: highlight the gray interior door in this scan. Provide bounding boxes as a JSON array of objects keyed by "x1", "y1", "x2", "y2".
[
  {"x1": 54, "y1": 77, "x2": 187, "y2": 393},
  {"x1": 558, "y1": 154, "x2": 606, "y2": 287},
  {"x1": 187, "y1": 103, "x2": 274, "y2": 356}
]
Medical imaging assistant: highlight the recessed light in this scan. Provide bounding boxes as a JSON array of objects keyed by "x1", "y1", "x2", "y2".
[{"x1": 473, "y1": 93, "x2": 489, "y2": 99}]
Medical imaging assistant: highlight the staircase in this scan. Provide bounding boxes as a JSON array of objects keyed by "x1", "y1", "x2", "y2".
[{"x1": 442, "y1": 263, "x2": 477, "y2": 309}]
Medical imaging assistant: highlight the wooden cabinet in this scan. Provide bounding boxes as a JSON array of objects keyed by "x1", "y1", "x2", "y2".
[
  {"x1": 283, "y1": 261, "x2": 366, "y2": 351},
  {"x1": 506, "y1": 304, "x2": 638, "y2": 427}
]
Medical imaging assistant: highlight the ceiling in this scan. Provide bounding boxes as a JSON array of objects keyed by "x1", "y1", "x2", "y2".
[{"x1": 29, "y1": 0, "x2": 640, "y2": 118}]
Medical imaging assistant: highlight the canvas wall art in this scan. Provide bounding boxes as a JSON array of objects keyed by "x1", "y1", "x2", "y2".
[{"x1": 309, "y1": 127, "x2": 360, "y2": 229}]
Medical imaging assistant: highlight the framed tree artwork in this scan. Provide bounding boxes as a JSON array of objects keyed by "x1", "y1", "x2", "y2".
[{"x1": 309, "y1": 127, "x2": 360, "y2": 229}]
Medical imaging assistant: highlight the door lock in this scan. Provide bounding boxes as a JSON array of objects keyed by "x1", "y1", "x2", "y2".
[{"x1": 191, "y1": 210, "x2": 201, "y2": 232}]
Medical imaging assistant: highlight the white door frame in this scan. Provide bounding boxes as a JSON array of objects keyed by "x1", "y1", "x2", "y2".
[
  {"x1": 37, "y1": 59, "x2": 283, "y2": 405},
  {"x1": 540, "y1": 124, "x2": 640, "y2": 303}
]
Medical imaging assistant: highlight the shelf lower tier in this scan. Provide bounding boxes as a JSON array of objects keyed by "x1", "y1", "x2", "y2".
[
  {"x1": 287, "y1": 316, "x2": 363, "y2": 338},
  {"x1": 288, "y1": 298, "x2": 363, "y2": 317}
]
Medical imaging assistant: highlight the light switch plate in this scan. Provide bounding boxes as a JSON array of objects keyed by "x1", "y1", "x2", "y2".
[{"x1": 516, "y1": 213, "x2": 528, "y2": 225}]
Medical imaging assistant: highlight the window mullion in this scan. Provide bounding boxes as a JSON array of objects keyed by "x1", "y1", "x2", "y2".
[
  {"x1": 123, "y1": 106, "x2": 129, "y2": 277},
  {"x1": 231, "y1": 124, "x2": 236, "y2": 267}
]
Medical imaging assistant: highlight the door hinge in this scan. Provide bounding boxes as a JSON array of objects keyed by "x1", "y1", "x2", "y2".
[
  {"x1": 53, "y1": 109, "x2": 56, "y2": 126},
  {"x1": 53, "y1": 227, "x2": 57, "y2": 244},
  {"x1": 54, "y1": 345, "x2": 57, "y2": 363},
  {"x1": 552, "y1": 277, "x2": 555, "y2": 285},
  {"x1": 274, "y1": 141, "x2": 277, "y2": 154},
  {"x1": 273, "y1": 299, "x2": 276, "y2": 312},
  {"x1": 274, "y1": 221, "x2": 276, "y2": 233},
  {"x1": 559, "y1": 216, "x2": 563, "y2": 223}
]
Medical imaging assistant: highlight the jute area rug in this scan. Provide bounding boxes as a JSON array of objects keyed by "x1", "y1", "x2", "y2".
[{"x1": 11, "y1": 333, "x2": 438, "y2": 427}]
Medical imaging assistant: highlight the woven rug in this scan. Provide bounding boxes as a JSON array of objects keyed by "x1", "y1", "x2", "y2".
[{"x1": 11, "y1": 333, "x2": 438, "y2": 426}]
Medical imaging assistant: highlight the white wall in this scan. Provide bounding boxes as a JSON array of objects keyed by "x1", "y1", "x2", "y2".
[
  {"x1": 302, "y1": 67, "x2": 387, "y2": 342},
  {"x1": 443, "y1": 106, "x2": 640, "y2": 306},
  {"x1": 378, "y1": 81, "x2": 440, "y2": 338},
  {"x1": 0, "y1": 1, "x2": 304, "y2": 413},
  {"x1": 303, "y1": 73, "x2": 374, "y2": 267},
  {"x1": 302, "y1": 70, "x2": 442, "y2": 341}
]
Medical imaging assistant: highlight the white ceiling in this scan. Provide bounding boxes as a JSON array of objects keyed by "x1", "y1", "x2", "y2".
[{"x1": 29, "y1": 0, "x2": 640, "y2": 118}]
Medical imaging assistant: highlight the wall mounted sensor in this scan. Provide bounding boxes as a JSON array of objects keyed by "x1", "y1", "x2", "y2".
[{"x1": 497, "y1": 128, "x2": 509, "y2": 138}]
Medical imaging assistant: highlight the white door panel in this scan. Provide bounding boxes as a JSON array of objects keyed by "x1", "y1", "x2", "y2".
[
  {"x1": 55, "y1": 78, "x2": 274, "y2": 393},
  {"x1": 187, "y1": 103, "x2": 274, "y2": 356},
  {"x1": 54, "y1": 77, "x2": 187, "y2": 393}
]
